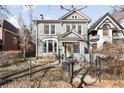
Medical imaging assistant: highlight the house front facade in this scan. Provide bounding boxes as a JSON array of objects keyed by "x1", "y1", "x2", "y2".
[
  {"x1": 88, "y1": 13, "x2": 124, "y2": 53},
  {"x1": 34, "y1": 8, "x2": 91, "y2": 62},
  {"x1": 0, "y1": 18, "x2": 19, "y2": 51}
]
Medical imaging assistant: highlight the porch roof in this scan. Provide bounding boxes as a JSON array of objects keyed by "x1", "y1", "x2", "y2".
[
  {"x1": 58, "y1": 37, "x2": 84, "y2": 42},
  {"x1": 58, "y1": 29, "x2": 86, "y2": 42}
]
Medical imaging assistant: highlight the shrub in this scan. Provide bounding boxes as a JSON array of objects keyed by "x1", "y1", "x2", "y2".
[{"x1": 0, "y1": 51, "x2": 23, "y2": 67}]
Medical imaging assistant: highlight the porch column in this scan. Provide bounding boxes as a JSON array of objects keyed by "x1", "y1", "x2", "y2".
[{"x1": 56, "y1": 41, "x2": 59, "y2": 54}]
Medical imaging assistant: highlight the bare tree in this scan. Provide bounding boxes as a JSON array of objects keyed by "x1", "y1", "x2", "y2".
[
  {"x1": 17, "y1": 5, "x2": 34, "y2": 60},
  {"x1": 111, "y1": 5, "x2": 124, "y2": 23},
  {"x1": 60, "y1": 5, "x2": 87, "y2": 11},
  {"x1": 97, "y1": 41, "x2": 124, "y2": 80},
  {"x1": 0, "y1": 5, "x2": 13, "y2": 19}
]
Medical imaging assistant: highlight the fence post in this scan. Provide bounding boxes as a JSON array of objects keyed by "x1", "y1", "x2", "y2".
[
  {"x1": 98, "y1": 60, "x2": 101, "y2": 82},
  {"x1": 69, "y1": 59, "x2": 74, "y2": 83}
]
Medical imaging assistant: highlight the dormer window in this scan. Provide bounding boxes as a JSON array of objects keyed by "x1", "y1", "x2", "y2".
[
  {"x1": 72, "y1": 15, "x2": 78, "y2": 19},
  {"x1": 72, "y1": 16, "x2": 74, "y2": 19}
]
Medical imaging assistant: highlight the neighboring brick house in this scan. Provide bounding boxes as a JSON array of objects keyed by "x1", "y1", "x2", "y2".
[{"x1": 0, "y1": 18, "x2": 19, "y2": 51}]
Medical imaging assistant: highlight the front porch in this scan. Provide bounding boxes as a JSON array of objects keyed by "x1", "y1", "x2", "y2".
[
  {"x1": 58, "y1": 41, "x2": 81, "y2": 62},
  {"x1": 58, "y1": 30, "x2": 89, "y2": 63}
]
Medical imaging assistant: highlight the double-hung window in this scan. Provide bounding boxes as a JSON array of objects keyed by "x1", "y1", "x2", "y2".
[
  {"x1": 78, "y1": 25, "x2": 81, "y2": 34},
  {"x1": 51, "y1": 25, "x2": 55, "y2": 34},
  {"x1": 66, "y1": 25, "x2": 70, "y2": 32},
  {"x1": 44, "y1": 25, "x2": 49, "y2": 34},
  {"x1": 72, "y1": 25, "x2": 76, "y2": 30},
  {"x1": 44, "y1": 24, "x2": 55, "y2": 34}
]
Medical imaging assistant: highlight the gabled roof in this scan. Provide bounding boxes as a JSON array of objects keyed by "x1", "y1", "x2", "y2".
[
  {"x1": 88, "y1": 13, "x2": 123, "y2": 33},
  {"x1": 59, "y1": 8, "x2": 91, "y2": 21},
  {"x1": 58, "y1": 29, "x2": 86, "y2": 41},
  {"x1": 3, "y1": 20, "x2": 19, "y2": 33},
  {"x1": 0, "y1": 18, "x2": 18, "y2": 33}
]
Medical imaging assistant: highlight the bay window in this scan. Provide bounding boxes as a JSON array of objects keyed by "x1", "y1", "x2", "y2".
[
  {"x1": 73, "y1": 43, "x2": 80, "y2": 53},
  {"x1": 43, "y1": 40, "x2": 57, "y2": 53}
]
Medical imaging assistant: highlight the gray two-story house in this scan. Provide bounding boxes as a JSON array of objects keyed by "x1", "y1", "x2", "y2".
[{"x1": 34, "y1": 8, "x2": 91, "y2": 62}]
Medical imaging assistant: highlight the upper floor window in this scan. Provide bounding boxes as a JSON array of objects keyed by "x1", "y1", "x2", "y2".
[
  {"x1": 78, "y1": 25, "x2": 81, "y2": 34},
  {"x1": 66, "y1": 25, "x2": 70, "y2": 32},
  {"x1": 72, "y1": 25, "x2": 76, "y2": 30},
  {"x1": 51, "y1": 25, "x2": 55, "y2": 34},
  {"x1": 66, "y1": 24, "x2": 82, "y2": 34},
  {"x1": 44, "y1": 24, "x2": 55, "y2": 35},
  {"x1": 103, "y1": 30, "x2": 108, "y2": 36},
  {"x1": 44, "y1": 25, "x2": 49, "y2": 34}
]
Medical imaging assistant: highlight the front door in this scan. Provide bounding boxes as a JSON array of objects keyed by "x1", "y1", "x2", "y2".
[{"x1": 64, "y1": 43, "x2": 73, "y2": 58}]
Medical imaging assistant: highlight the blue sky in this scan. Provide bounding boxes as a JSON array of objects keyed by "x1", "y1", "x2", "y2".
[{"x1": 7, "y1": 5, "x2": 113, "y2": 28}]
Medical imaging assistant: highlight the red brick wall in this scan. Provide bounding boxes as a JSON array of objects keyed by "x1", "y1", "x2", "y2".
[{"x1": 2, "y1": 31, "x2": 19, "y2": 50}]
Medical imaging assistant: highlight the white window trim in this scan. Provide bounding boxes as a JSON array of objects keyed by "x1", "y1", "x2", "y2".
[
  {"x1": 66, "y1": 24, "x2": 82, "y2": 34},
  {"x1": 44, "y1": 24, "x2": 56, "y2": 35},
  {"x1": 42, "y1": 38, "x2": 58, "y2": 53}
]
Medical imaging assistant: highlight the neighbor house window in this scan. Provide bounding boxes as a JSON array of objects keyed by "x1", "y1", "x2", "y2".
[
  {"x1": 78, "y1": 25, "x2": 81, "y2": 34},
  {"x1": 92, "y1": 43, "x2": 97, "y2": 52},
  {"x1": 102, "y1": 24, "x2": 110, "y2": 36},
  {"x1": 66, "y1": 25, "x2": 70, "y2": 32},
  {"x1": 13, "y1": 37, "x2": 17, "y2": 45},
  {"x1": 44, "y1": 25, "x2": 49, "y2": 34},
  {"x1": 103, "y1": 30, "x2": 108, "y2": 36},
  {"x1": 102, "y1": 24, "x2": 111, "y2": 30},
  {"x1": 51, "y1": 25, "x2": 55, "y2": 34},
  {"x1": 73, "y1": 43, "x2": 80, "y2": 53}
]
